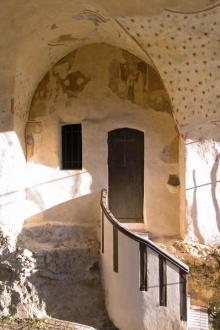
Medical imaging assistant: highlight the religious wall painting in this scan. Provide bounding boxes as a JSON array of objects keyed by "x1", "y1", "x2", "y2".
[
  {"x1": 29, "y1": 103, "x2": 47, "y2": 120},
  {"x1": 26, "y1": 121, "x2": 42, "y2": 161},
  {"x1": 56, "y1": 70, "x2": 91, "y2": 99},
  {"x1": 29, "y1": 49, "x2": 91, "y2": 120},
  {"x1": 109, "y1": 50, "x2": 172, "y2": 115}
]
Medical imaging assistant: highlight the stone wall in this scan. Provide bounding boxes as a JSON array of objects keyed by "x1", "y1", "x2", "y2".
[
  {"x1": 155, "y1": 239, "x2": 220, "y2": 308},
  {"x1": 0, "y1": 225, "x2": 117, "y2": 330}
]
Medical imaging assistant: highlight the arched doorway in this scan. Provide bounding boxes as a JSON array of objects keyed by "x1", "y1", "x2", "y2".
[{"x1": 108, "y1": 128, "x2": 144, "y2": 222}]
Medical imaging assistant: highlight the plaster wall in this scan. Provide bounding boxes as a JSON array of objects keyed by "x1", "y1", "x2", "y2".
[
  {"x1": 184, "y1": 141, "x2": 220, "y2": 244},
  {"x1": 0, "y1": 132, "x2": 27, "y2": 236},
  {"x1": 25, "y1": 43, "x2": 180, "y2": 238},
  {"x1": 102, "y1": 219, "x2": 143, "y2": 329},
  {"x1": 101, "y1": 213, "x2": 187, "y2": 330}
]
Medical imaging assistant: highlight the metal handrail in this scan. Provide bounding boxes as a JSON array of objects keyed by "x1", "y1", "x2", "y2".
[{"x1": 101, "y1": 189, "x2": 189, "y2": 274}]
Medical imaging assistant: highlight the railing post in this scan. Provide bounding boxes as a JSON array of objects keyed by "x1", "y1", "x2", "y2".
[
  {"x1": 113, "y1": 226, "x2": 118, "y2": 273},
  {"x1": 140, "y1": 243, "x2": 147, "y2": 291},
  {"x1": 159, "y1": 255, "x2": 167, "y2": 307},
  {"x1": 180, "y1": 270, "x2": 187, "y2": 321},
  {"x1": 101, "y1": 210, "x2": 104, "y2": 254}
]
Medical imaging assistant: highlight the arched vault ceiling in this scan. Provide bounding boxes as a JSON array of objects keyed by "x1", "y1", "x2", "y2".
[{"x1": 0, "y1": 0, "x2": 220, "y2": 142}]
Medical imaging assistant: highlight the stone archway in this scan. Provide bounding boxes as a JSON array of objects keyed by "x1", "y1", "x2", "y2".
[{"x1": 25, "y1": 42, "x2": 180, "y2": 239}]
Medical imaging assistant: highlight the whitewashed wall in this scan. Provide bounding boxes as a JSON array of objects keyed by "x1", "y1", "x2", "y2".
[{"x1": 183, "y1": 141, "x2": 220, "y2": 245}]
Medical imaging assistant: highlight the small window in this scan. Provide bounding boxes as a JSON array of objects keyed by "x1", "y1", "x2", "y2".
[{"x1": 61, "y1": 124, "x2": 82, "y2": 169}]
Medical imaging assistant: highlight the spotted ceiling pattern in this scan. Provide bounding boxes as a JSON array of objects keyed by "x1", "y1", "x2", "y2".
[{"x1": 118, "y1": 6, "x2": 220, "y2": 132}]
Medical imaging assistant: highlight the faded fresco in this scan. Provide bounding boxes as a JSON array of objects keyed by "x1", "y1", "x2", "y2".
[
  {"x1": 29, "y1": 49, "x2": 91, "y2": 120},
  {"x1": 109, "y1": 51, "x2": 172, "y2": 115},
  {"x1": 26, "y1": 121, "x2": 42, "y2": 161},
  {"x1": 72, "y1": 9, "x2": 108, "y2": 27}
]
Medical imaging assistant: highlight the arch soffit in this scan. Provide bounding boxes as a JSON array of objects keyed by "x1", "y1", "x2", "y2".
[{"x1": 20, "y1": 5, "x2": 176, "y2": 131}]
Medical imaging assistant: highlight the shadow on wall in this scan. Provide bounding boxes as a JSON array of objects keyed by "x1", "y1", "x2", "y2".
[
  {"x1": 26, "y1": 187, "x2": 46, "y2": 212},
  {"x1": 25, "y1": 192, "x2": 101, "y2": 225},
  {"x1": 192, "y1": 170, "x2": 204, "y2": 243},
  {"x1": 211, "y1": 154, "x2": 220, "y2": 234},
  {"x1": 25, "y1": 165, "x2": 96, "y2": 222}
]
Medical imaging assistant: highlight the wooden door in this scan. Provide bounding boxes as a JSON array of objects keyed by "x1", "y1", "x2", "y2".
[{"x1": 108, "y1": 128, "x2": 144, "y2": 222}]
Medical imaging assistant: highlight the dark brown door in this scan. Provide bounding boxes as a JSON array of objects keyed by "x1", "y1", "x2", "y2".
[{"x1": 108, "y1": 128, "x2": 144, "y2": 222}]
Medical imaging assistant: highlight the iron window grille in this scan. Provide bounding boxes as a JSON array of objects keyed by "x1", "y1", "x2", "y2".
[{"x1": 61, "y1": 124, "x2": 82, "y2": 169}]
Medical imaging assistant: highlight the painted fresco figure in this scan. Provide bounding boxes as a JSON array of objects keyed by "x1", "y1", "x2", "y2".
[
  {"x1": 108, "y1": 53, "x2": 172, "y2": 115},
  {"x1": 26, "y1": 122, "x2": 42, "y2": 161},
  {"x1": 126, "y1": 61, "x2": 145, "y2": 106}
]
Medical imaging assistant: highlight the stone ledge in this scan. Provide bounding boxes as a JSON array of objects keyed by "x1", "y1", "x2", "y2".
[{"x1": 0, "y1": 318, "x2": 97, "y2": 330}]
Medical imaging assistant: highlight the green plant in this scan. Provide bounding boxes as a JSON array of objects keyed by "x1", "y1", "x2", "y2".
[{"x1": 208, "y1": 303, "x2": 220, "y2": 330}]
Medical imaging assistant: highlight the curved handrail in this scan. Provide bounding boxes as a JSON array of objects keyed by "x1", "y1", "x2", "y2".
[{"x1": 101, "y1": 189, "x2": 189, "y2": 273}]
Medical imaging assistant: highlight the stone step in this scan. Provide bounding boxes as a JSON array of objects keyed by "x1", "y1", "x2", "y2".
[
  {"x1": 121, "y1": 223, "x2": 149, "y2": 239},
  {"x1": 130, "y1": 229, "x2": 149, "y2": 239}
]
